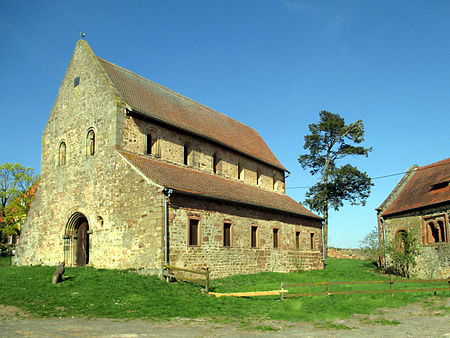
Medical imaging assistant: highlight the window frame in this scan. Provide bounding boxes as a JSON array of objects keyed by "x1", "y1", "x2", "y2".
[
  {"x1": 223, "y1": 221, "x2": 233, "y2": 248},
  {"x1": 250, "y1": 225, "x2": 258, "y2": 248},
  {"x1": 295, "y1": 231, "x2": 301, "y2": 250},
  {"x1": 238, "y1": 162, "x2": 244, "y2": 180},
  {"x1": 422, "y1": 214, "x2": 448, "y2": 245},
  {"x1": 183, "y1": 142, "x2": 191, "y2": 166},
  {"x1": 58, "y1": 141, "x2": 67, "y2": 167},
  {"x1": 257, "y1": 169, "x2": 262, "y2": 186},
  {"x1": 144, "y1": 128, "x2": 160, "y2": 157},
  {"x1": 86, "y1": 129, "x2": 95, "y2": 157},
  {"x1": 273, "y1": 227, "x2": 280, "y2": 249},
  {"x1": 187, "y1": 217, "x2": 201, "y2": 247},
  {"x1": 213, "y1": 152, "x2": 221, "y2": 174},
  {"x1": 310, "y1": 232, "x2": 315, "y2": 250},
  {"x1": 395, "y1": 229, "x2": 408, "y2": 253}
]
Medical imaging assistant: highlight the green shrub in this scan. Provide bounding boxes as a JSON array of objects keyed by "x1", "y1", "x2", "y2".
[
  {"x1": 385, "y1": 230, "x2": 420, "y2": 278},
  {"x1": 0, "y1": 243, "x2": 14, "y2": 257}
]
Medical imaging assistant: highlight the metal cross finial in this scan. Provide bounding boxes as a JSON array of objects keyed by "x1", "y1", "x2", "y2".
[{"x1": 78, "y1": 31, "x2": 86, "y2": 39}]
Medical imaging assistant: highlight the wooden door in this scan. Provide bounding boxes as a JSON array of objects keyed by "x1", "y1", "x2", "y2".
[{"x1": 77, "y1": 221, "x2": 89, "y2": 267}]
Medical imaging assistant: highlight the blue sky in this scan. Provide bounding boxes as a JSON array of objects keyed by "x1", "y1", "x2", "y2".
[{"x1": 1, "y1": 0, "x2": 449, "y2": 248}]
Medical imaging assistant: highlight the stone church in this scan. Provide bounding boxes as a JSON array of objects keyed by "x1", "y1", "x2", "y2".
[
  {"x1": 377, "y1": 158, "x2": 449, "y2": 279},
  {"x1": 14, "y1": 40, "x2": 323, "y2": 277}
]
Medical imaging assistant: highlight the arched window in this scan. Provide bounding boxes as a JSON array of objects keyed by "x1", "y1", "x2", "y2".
[
  {"x1": 86, "y1": 130, "x2": 95, "y2": 156},
  {"x1": 213, "y1": 153, "x2": 221, "y2": 174},
  {"x1": 257, "y1": 169, "x2": 262, "y2": 186},
  {"x1": 423, "y1": 216, "x2": 448, "y2": 244},
  {"x1": 145, "y1": 129, "x2": 159, "y2": 156},
  {"x1": 146, "y1": 133, "x2": 152, "y2": 155},
  {"x1": 58, "y1": 141, "x2": 66, "y2": 166},
  {"x1": 395, "y1": 230, "x2": 408, "y2": 253},
  {"x1": 437, "y1": 220, "x2": 446, "y2": 242},
  {"x1": 272, "y1": 174, "x2": 277, "y2": 190},
  {"x1": 184, "y1": 143, "x2": 191, "y2": 166}
]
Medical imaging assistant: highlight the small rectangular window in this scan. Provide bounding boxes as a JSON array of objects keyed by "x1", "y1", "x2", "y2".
[
  {"x1": 251, "y1": 226, "x2": 258, "y2": 248},
  {"x1": 273, "y1": 228, "x2": 279, "y2": 248},
  {"x1": 223, "y1": 222, "x2": 232, "y2": 247},
  {"x1": 188, "y1": 219, "x2": 199, "y2": 246},
  {"x1": 74, "y1": 76, "x2": 80, "y2": 87},
  {"x1": 295, "y1": 231, "x2": 301, "y2": 249},
  {"x1": 310, "y1": 233, "x2": 315, "y2": 250}
]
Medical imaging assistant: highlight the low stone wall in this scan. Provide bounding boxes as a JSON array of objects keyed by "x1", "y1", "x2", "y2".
[{"x1": 328, "y1": 248, "x2": 369, "y2": 260}]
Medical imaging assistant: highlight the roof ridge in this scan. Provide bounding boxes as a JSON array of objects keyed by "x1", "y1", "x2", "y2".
[
  {"x1": 97, "y1": 57, "x2": 257, "y2": 132},
  {"x1": 419, "y1": 157, "x2": 450, "y2": 170}
]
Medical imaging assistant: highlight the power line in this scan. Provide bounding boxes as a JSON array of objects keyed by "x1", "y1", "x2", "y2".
[{"x1": 286, "y1": 160, "x2": 450, "y2": 190}]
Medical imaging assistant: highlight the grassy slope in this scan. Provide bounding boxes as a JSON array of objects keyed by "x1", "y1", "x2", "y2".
[{"x1": 0, "y1": 257, "x2": 447, "y2": 321}]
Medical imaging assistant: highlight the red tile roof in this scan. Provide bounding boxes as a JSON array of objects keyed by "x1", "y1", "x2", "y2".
[
  {"x1": 119, "y1": 150, "x2": 321, "y2": 220},
  {"x1": 98, "y1": 57, "x2": 287, "y2": 172},
  {"x1": 382, "y1": 158, "x2": 450, "y2": 216}
]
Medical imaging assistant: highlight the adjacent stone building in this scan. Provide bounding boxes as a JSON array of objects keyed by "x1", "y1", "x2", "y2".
[
  {"x1": 376, "y1": 158, "x2": 450, "y2": 279},
  {"x1": 14, "y1": 40, "x2": 323, "y2": 277}
]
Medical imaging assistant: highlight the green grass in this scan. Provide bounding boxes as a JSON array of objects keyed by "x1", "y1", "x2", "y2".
[
  {"x1": 0, "y1": 255, "x2": 11, "y2": 267},
  {"x1": 0, "y1": 257, "x2": 447, "y2": 322}
]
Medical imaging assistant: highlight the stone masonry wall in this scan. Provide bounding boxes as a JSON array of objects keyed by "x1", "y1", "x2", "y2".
[
  {"x1": 168, "y1": 195, "x2": 323, "y2": 278},
  {"x1": 120, "y1": 114, "x2": 286, "y2": 193},
  {"x1": 14, "y1": 40, "x2": 120, "y2": 266},
  {"x1": 328, "y1": 248, "x2": 369, "y2": 260},
  {"x1": 383, "y1": 205, "x2": 450, "y2": 279},
  {"x1": 14, "y1": 41, "x2": 165, "y2": 271}
]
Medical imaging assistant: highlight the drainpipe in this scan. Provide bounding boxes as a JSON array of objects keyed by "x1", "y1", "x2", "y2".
[
  {"x1": 380, "y1": 216, "x2": 387, "y2": 270},
  {"x1": 163, "y1": 188, "x2": 173, "y2": 265}
]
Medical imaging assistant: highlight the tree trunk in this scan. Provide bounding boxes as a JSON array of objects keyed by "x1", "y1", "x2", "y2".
[
  {"x1": 323, "y1": 200, "x2": 328, "y2": 261},
  {"x1": 322, "y1": 157, "x2": 330, "y2": 262}
]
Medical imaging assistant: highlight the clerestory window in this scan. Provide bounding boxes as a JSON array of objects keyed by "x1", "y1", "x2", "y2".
[
  {"x1": 145, "y1": 129, "x2": 159, "y2": 156},
  {"x1": 257, "y1": 169, "x2": 262, "y2": 186},
  {"x1": 213, "y1": 153, "x2": 221, "y2": 174},
  {"x1": 183, "y1": 143, "x2": 192, "y2": 166}
]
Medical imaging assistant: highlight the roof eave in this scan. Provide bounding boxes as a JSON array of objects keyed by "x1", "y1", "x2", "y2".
[
  {"x1": 382, "y1": 199, "x2": 450, "y2": 218},
  {"x1": 163, "y1": 187, "x2": 322, "y2": 221}
]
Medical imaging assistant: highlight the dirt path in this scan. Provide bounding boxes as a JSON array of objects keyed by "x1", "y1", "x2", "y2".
[{"x1": 0, "y1": 298, "x2": 448, "y2": 337}]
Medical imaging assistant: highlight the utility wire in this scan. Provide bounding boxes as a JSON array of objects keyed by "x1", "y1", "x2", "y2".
[{"x1": 286, "y1": 160, "x2": 450, "y2": 190}]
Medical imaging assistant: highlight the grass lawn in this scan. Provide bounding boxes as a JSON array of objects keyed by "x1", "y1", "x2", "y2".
[{"x1": 0, "y1": 256, "x2": 447, "y2": 322}]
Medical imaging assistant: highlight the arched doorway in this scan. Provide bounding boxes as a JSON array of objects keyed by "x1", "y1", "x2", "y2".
[{"x1": 64, "y1": 212, "x2": 90, "y2": 267}]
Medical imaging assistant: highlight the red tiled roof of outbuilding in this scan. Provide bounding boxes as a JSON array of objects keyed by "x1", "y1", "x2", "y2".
[
  {"x1": 119, "y1": 150, "x2": 321, "y2": 220},
  {"x1": 98, "y1": 57, "x2": 287, "y2": 172},
  {"x1": 382, "y1": 158, "x2": 450, "y2": 216}
]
